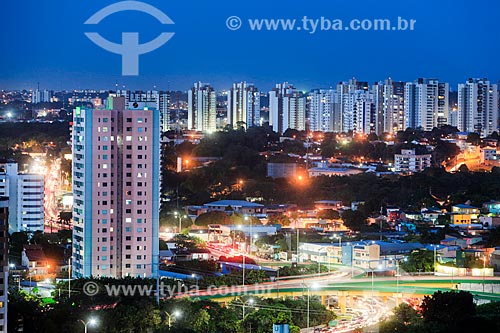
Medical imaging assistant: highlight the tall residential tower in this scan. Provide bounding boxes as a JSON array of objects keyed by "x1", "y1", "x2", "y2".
[
  {"x1": 457, "y1": 78, "x2": 498, "y2": 136},
  {"x1": 187, "y1": 82, "x2": 217, "y2": 132},
  {"x1": 72, "y1": 97, "x2": 160, "y2": 278},
  {"x1": 227, "y1": 82, "x2": 261, "y2": 129}
]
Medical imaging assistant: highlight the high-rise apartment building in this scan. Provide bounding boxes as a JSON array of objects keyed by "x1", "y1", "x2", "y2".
[
  {"x1": 373, "y1": 79, "x2": 405, "y2": 134},
  {"x1": 0, "y1": 161, "x2": 44, "y2": 234},
  {"x1": 336, "y1": 78, "x2": 371, "y2": 133},
  {"x1": 457, "y1": 78, "x2": 499, "y2": 136},
  {"x1": 116, "y1": 90, "x2": 171, "y2": 132},
  {"x1": 308, "y1": 89, "x2": 335, "y2": 132},
  {"x1": 404, "y1": 78, "x2": 449, "y2": 131},
  {"x1": 269, "y1": 83, "x2": 306, "y2": 134},
  {"x1": 335, "y1": 79, "x2": 376, "y2": 134},
  {"x1": 72, "y1": 97, "x2": 160, "y2": 278},
  {"x1": 0, "y1": 197, "x2": 8, "y2": 332},
  {"x1": 187, "y1": 82, "x2": 217, "y2": 132},
  {"x1": 227, "y1": 82, "x2": 261, "y2": 129},
  {"x1": 32, "y1": 89, "x2": 53, "y2": 104}
]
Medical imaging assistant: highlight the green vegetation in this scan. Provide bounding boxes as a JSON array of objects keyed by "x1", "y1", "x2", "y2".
[
  {"x1": 0, "y1": 122, "x2": 70, "y2": 155},
  {"x1": 400, "y1": 250, "x2": 435, "y2": 273},
  {"x1": 278, "y1": 263, "x2": 329, "y2": 277},
  {"x1": 9, "y1": 278, "x2": 334, "y2": 332},
  {"x1": 379, "y1": 291, "x2": 500, "y2": 333}
]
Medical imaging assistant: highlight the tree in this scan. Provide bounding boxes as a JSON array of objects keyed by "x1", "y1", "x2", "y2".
[
  {"x1": 466, "y1": 132, "x2": 481, "y2": 145},
  {"x1": 268, "y1": 213, "x2": 291, "y2": 226},
  {"x1": 317, "y1": 209, "x2": 340, "y2": 220},
  {"x1": 379, "y1": 303, "x2": 423, "y2": 333},
  {"x1": 194, "y1": 211, "x2": 230, "y2": 226},
  {"x1": 8, "y1": 289, "x2": 45, "y2": 332},
  {"x1": 171, "y1": 234, "x2": 206, "y2": 251},
  {"x1": 367, "y1": 133, "x2": 379, "y2": 141},
  {"x1": 188, "y1": 309, "x2": 210, "y2": 332},
  {"x1": 400, "y1": 250, "x2": 435, "y2": 272},
  {"x1": 420, "y1": 290, "x2": 476, "y2": 333},
  {"x1": 9, "y1": 232, "x2": 29, "y2": 264},
  {"x1": 341, "y1": 210, "x2": 367, "y2": 231},
  {"x1": 433, "y1": 140, "x2": 460, "y2": 166},
  {"x1": 241, "y1": 304, "x2": 293, "y2": 333}
]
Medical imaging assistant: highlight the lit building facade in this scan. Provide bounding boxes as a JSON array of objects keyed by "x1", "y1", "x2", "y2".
[
  {"x1": 308, "y1": 89, "x2": 335, "y2": 132},
  {"x1": 394, "y1": 149, "x2": 432, "y2": 172},
  {"x1": 0, "y1": 161, "x2": 44, "y2": 233},
  {"x1": 404, "y1": 78, "x2": 449, "y2": 131},
  {"x1": 269, "y1": 83, "x2": 306, "y2": 134},
  {"x1": 457, "y1": 78, "x2": 498, "y2": 136},
  {"x1": 0, "y1": 197, "x2": 8, "y2": 332},
  {"x1": 187, "y1": 82, "x2": 217, "y2": 132},
  {"x1": 72, "y1": 97, "x2": 160, "y2": 278},
  {"x1": 227, "y1": 82, "x2": 261, "y2": 129}
]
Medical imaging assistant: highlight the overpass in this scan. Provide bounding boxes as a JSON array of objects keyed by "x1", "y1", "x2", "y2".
[{"x1": 191, "y1": 275, "x2": 500, "y2": 312}]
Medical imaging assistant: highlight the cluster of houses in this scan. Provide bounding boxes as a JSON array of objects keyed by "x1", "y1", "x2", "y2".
[{"x1": 175, "y1": 198, "x2": 500, "y2": 277}]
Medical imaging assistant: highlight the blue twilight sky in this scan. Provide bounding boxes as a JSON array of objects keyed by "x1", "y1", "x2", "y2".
[{"x1": 0, "y1": 0, "x2": 499, "y2": 92}]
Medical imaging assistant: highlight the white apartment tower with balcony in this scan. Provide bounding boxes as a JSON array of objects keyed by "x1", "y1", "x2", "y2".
[
  {"x1": 372, "y1": 79, "x2": 405, "y2": 134},
  {"x1": 404, "y1": 78, "x2": 449, "y2": 131},
  {"x1": 394, "y1": 149, "x2": 432, "y2": 173},
  {"x1": 0, "y1": 161, "x2": 44, "y2": 234},
  {"x1": 227, "y1": 82, "x2": 261, "y2": 129},
  {"x1": 269, "y1": 83, "x2": 306, "y2": 134},
  {"x1": 187, "y1": 82, "x2": 217, "y2": 132},
  {"x1": 308, "y1": 89, "x2": 336, "y2": 132},
  {"x1": 457, "y1": 78, "x2": 498, "y2": 136}
]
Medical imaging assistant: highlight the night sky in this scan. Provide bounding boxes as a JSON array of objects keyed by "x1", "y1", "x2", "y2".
[{"x1": 1, "y1": 0, "x2": 499, "y2": 91}]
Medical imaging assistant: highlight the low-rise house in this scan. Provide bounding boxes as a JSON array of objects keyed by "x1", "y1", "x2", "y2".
[
  {"x1": 483, "y1": 201, "x2": 500, "y2": 215},
  {"x1": 451, "y1": 204, "x2": 480, "y2": 224},
  {"x1": 21, "y1": 245, "x2": 51, "y2": 280},
  {"x1": 394, "y1": 149, "x2": 431, "y2": 173}
]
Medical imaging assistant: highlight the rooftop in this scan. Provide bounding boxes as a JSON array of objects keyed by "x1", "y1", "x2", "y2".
[{"x1": 205, "y1": 200, "x2": 264, "y2": 208}]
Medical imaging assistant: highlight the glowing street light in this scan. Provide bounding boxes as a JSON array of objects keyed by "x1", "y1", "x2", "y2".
[
  {"x1": 164, "y1": 310, "x2": 181, "y2": 329},
  {"x1": 173, "y1": 211, "x2": 187, "y2": 234},
  {"x1": 302, "y1": 282, "x2": 319, "y2": 332},
  {"x1": 78, "y1": 318, "x2": 97, "y2": 333},
  {"x1": 240, "y1": 297, "x2": 254, "y2": 318}
]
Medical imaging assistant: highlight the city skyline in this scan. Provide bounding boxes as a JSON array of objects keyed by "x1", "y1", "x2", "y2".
[{"x1": 1, "y1": 0, "x2": 500, "y2": 90}]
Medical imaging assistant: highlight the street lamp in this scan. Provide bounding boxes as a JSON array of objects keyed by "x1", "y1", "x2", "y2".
[
  {"x1": 191, "y1": 274, "x2": 198, "y2": 289},
  {"x1": 369, "y1": 262, "x2": 383, "y2": 312},
  {"x1": 240, "y1": 298, "x2": 254, "y2": 319},
  {"x1": 78, "y1": 318, "x2": 97, "y2": 333},
  {"x1": 302, "y1": 283, "x2": 319, "y2": 332},
  {"x1": 395, "y1": 257, "x2": 408, "y2": 294},
  {"x1": 482, "y1": 255, "x2": 487, "y2": 292},
  {"x1": 174, "y1": 211, "x2": 187, "y2": 234},
  {"x1": 164, "y1": 310, "x2": 181, "y2": 329},
  {"x1": 394, "y1": 257, "x2": 407, "y2": 305},
  {"x1": 292, "y1": 227, "x2": 300, "y2": 263},
  {"x1": 432, "y1": 244, "x2": 438, "y2": 275}
]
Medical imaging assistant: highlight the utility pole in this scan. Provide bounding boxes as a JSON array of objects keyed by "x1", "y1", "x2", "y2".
[{"x1": 68, "y1": 257, "x2": 71, "y2": 298}]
